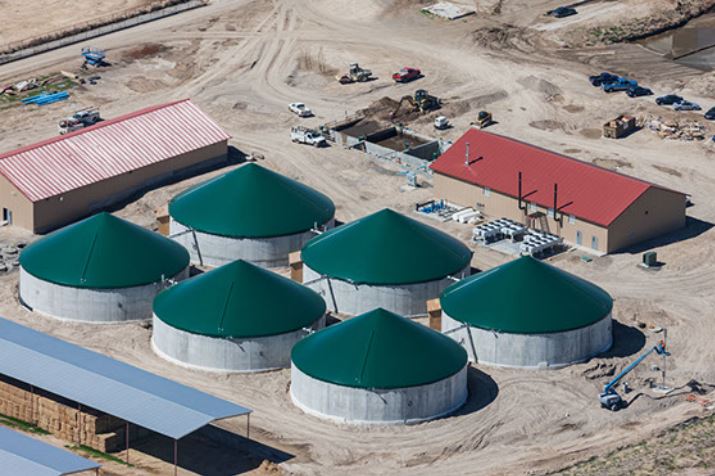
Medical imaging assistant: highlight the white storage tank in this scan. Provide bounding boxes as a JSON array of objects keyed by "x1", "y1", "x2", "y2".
[
  {"x1": 19, "y1": 212, "x2": 189, "y2": 322},
  {"x1": 441, "y1": 256, "x2": 613, "y2": 369},
  {"x1": 301, "y1": 208, "x2": 471, "y2": 316},
  {"x1": 169, "y1": 163, "x2": 335, "y2": 268},
  {"x1": 152, "y1": 259, "x2": 326, "y2": 372},
  {"x1": 290, "y1": 308, "x2": 468, "y2": 424}
]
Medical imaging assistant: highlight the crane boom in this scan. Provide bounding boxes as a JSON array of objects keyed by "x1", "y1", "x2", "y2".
[{"x1": 599, "y1": 340, "x2": 668, "y2": 411}]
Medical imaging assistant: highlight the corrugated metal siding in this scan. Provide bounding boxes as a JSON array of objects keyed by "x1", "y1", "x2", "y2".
[
  {"x1": 0, "y1": 318, "x2": 251, "y2": 439},
  {"x1": 430, "y1": 129, "x2": 675, "y2": 227},
  {"x1": 0, "y1": 99, "x2": 230, "y2": 202},
  {"x1": 0, "y1": 426, "x2": 100, "y2": 476}
]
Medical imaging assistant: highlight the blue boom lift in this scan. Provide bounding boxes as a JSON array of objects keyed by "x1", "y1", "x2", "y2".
[
  {"x1": 599, "y1": 340, "x2": 669, "y2": 411},
  {"x1": 81, "y1": 48, "x2": 106, "y2": 68}
]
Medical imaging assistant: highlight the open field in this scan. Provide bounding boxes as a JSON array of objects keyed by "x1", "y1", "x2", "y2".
[
  {"x1": 1, "y1": 0, "x2": 715, "y2": 474},
  {"x1": 0, "y1": 0, "x2": 156, "y2": 46}
]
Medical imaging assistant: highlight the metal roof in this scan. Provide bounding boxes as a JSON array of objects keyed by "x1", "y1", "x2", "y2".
[
  {"x1": 440, "y1": 256, "x2": 613, "y2": 333},
  {"x1": 0, "y1": 317, "x2": 251, "y2": 439},
  {"x1": 0, "y1": 99, "x2": 230, "y2": 203},
  {"x1": 430, "y1": 129, "x2": 683, "y2": 227},
  {"x1": 169, "y1": 163, "x2": 335, "y2": 238},
  {"x1": 0, "y1": 426, "x2": 100, "y2": 476},
  {"x1": 154, "y1": 260, "x2": 326, "y2": 338},
  {"x1": 291, "y1": 308, "x2": 467, "y2": 389},
  {"x1": 20, "y1": 212, "x2": 189, "y2": 289},
  {"x1": 301, "y1": 208, "x2": 472, "y2": 285}
]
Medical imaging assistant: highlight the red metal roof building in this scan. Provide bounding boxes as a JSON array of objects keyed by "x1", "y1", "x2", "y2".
[
  {"x1": 0, "y1": 99, "x2": 229, "y2": 233},
  {"x1": 430, "y1": 129, "x2": 686, "y2": 253}
]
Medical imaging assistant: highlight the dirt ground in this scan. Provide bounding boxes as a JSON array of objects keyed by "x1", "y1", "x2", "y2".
[
  {"x1": 0, "y1": 0, "x2": 156, "y2": 46},
  {"x1": 1, "y1": 0, "x2": 715, "y2": 475}
]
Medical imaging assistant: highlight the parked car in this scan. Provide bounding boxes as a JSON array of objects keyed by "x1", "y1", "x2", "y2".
[
  {"x1": 549, "y1": 6, "x2": 577, "y2": 18},
  {"x1": 589, "y1": 72, "x2": 618, "y2": 87},
  {"x1": 291, "y1": 126, "x2": 326, "y2": 147},
  {"x1": 434, "y1": 116, "x2": 449, "y2": 130},
  {"x1": 705, "y1": 107, "x2": 715, "y2": 120},
  {"x1": 626, "y1": 86, "x2": 653, "y2": 98},
  {"x1": 602, "y1": 77, "x2": 637, "y2": 93},
  {"x1": 673, "y1": 100, "x2": 701, "y2": 111},
  {"x1": 392, "y1": 67, "x2": 422, "y2": 83},
  {"x1": 289, "y1": 102, "x2": 312, "y2": 117},
  {"x1": 656, "y1": 94, "x2": 684, "y2": 106}
]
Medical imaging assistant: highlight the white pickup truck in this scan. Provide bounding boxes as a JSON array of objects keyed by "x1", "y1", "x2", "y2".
[{"x1": 291, "y1": 127, "x2": 327, "y2": 147}]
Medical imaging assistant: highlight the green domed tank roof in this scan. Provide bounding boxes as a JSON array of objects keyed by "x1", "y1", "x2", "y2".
[
  {"x1": 301, "y1": 209, "x2": 471, "y2": 285},
  {"x1": 153, "y1": 260, "x2": 325, "y2": 338},
  {"x1": 441, "y1": 256, "x2": 613, "y2": 334},
  {"x1": 20, "y1": 212, "x2": 189, "y2": 289},
  {"x1": 291, "y1": 308, "x2": 467, "y2": 389},
  {"x1": 169, "y1": 163, "x2": 335, "y2": 238}
]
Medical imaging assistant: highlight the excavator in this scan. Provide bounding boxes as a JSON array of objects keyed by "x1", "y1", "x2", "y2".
[
  {"x1": 599, "y1": 340, "x2": 669, "y2": 411},
  {"x1": 390, "y1": 89, "x2": 440, "y2": 118},
  {"x1": 336, "y1": 63, "x2": 373, "y2": 84}
]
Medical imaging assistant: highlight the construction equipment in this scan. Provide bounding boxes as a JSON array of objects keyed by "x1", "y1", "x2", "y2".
[
  {"x1": 58, "y1": 108, "x2": 101, "y2": 134},
  {"x1": 81, "y1": 48, "x2": 106, "y2": 68},
  {"x1": 599, "y1": 340, "x2": 669, "y2": 411},
  {"x1": 336, "y1": 63, "x2": 373, "y2": 84},
  {"x1": 391, "y1": 89, "x2": 441, "y2": 118},
  {"x1": 603, "y1": 114, "x2": 637, "y2": 139},
  {"x1": 434, "y1": 116, "x2": 450, "y2": 130},
  {"x1": 291, "y1": 126, "x2": 327, "y2": 147}
]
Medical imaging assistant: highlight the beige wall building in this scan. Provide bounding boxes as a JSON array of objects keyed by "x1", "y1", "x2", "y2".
[
  {"x1": 431, "y1": 130, "x2": 687, "y2": 254},
  {"x1": 0, "y1": 99, "x2": 229, "y2": 234}
]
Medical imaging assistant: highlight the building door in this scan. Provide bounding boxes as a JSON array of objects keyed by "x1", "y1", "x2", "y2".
[
  {"x1": 591, "y1": 235, "x2": 599, "y2": 250},
  {"x1": 576, "y1": 230, "x2": 582, "y2": 246},
  {"x1": 2, "y1": 208, "x2": 12, "y2": 225}
]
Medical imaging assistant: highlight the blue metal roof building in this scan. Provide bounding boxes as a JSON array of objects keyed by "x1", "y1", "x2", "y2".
[{"x1": 0, "y1": 426, "x2": 100, "y2": 475}]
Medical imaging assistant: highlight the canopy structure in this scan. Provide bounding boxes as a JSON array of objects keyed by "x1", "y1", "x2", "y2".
[
  {"x1": 20, "y1": 212, "x2": 189, "y2": 289},
  {"x1": 169, "y1": 163, "x2": 335, "y2": 238},
  {"x1": 301, "y1": 208, "x2": 471, "y2": 285},
  {"x1": 441, "y1": 256, "x2": 613, "y2": 333},
  {"x1": 154, "y1": 260, "x2": 325, "y2": 338},
  {"x1": 0, "y1": 426, "x2": 100, "y2": 476},
  {"x1": 292, "y1": 308, "x2": 467, "y2": 389},
  {"x1": 0, "y1": 317, "x2": 251, "y2": 440}
]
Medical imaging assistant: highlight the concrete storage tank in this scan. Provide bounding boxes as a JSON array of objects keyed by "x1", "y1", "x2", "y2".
[
  {"x1": 169, "y1": 163, "x2": 335, "y2": 268},
  {"x1": 441, "y1": 256, "x2": 613, "y2": 369},
  {"x1": 152, "y1": 259, "x2": 326, "y2": 372},
  {"x1": 19, "y1": 212, "x2": 189, "y2": 322},
  {"x1": 301, "y1": 208, "x2": 471, "y2": 316},
  {"x1": 290, "y1": 308, "x2": 468, "y2": 424}
]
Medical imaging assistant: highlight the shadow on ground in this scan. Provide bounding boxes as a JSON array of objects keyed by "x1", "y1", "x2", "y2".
[
  {"x1": 452, "y1": 366, "x2": 499, "y2": 417},
  {"x1": 600, "y1": 320, "x2": 646, "y2": 359},
  {"x1": 131, "y1": 423, "x2": 293, "y2": 476}
]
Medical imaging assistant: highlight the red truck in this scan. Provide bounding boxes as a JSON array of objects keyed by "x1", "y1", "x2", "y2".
[{"x1": 392, "y1": 67, "x2": 422, "y2": 83}]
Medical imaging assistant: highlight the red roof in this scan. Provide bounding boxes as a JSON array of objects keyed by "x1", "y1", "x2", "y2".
[
  {"x1": 0, "y1": 99, "x2": 230, "y2": 202},
  {"x1": 430, "y1": 129, "x2": 679, "y2": 227}
]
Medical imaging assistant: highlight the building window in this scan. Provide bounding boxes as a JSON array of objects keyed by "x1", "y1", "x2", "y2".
[
  {"x1": 547, "y1": 208, "x2": 554, "y2": 218},
  {"x1": 483, "y1": 186, "x2": 491, "y2": 197},
  {"x1": 591, "y1": 235, "x2": 599, "y2": 250},
  {"x1": 576, "y1": 230, "x2": 582, "y2": 246},
  {"x1": 528, "y1": 202, "x2": 537, "y2": 213},
  {"x1": 568, "y1": 214, "x2": 575, "y2": 225}
]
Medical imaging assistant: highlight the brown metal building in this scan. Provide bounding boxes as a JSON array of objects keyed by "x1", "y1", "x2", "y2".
[
  {"x1": 0, "y1": 99, "x2": 229, "y2": 234},
  {"x1": 430, "y1": 129, "x2": 687, "y2": 254}
]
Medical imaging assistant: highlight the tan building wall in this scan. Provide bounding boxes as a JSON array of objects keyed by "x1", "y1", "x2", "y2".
[
  {"x1": 607, "y1": 187, "x2": 686, "y2": 252},
  {"x1": 0, "y1": 175, "x2": 34, "y2": 231},
  {"x1": 433, "y1": 173, "x2": 610, "y2": 252},
  {"x1": 28, "y1": 140, "x2": 227, "y2": 233}
]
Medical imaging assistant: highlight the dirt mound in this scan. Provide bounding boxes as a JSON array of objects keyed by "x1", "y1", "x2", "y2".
[
  {"x1": 472, "y1": 24, "x2": 529, "y2": 50},
  {"x1": 122, "y1": 42, "x2": 170, "y2": 61},
  {"x1": 296, "y1": 51, "x2": 337, "y2": 77},
  {"x1": 357, "y1": 96, "x2": 424, "y2": 123},
  {"x1": 567, "y1": 0, "x2": 715, "y2": 47}
]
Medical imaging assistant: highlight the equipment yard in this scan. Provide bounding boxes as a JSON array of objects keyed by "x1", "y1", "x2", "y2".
[{"x1": 1, "y1": 1, "x2": 715, "y2": 475}]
